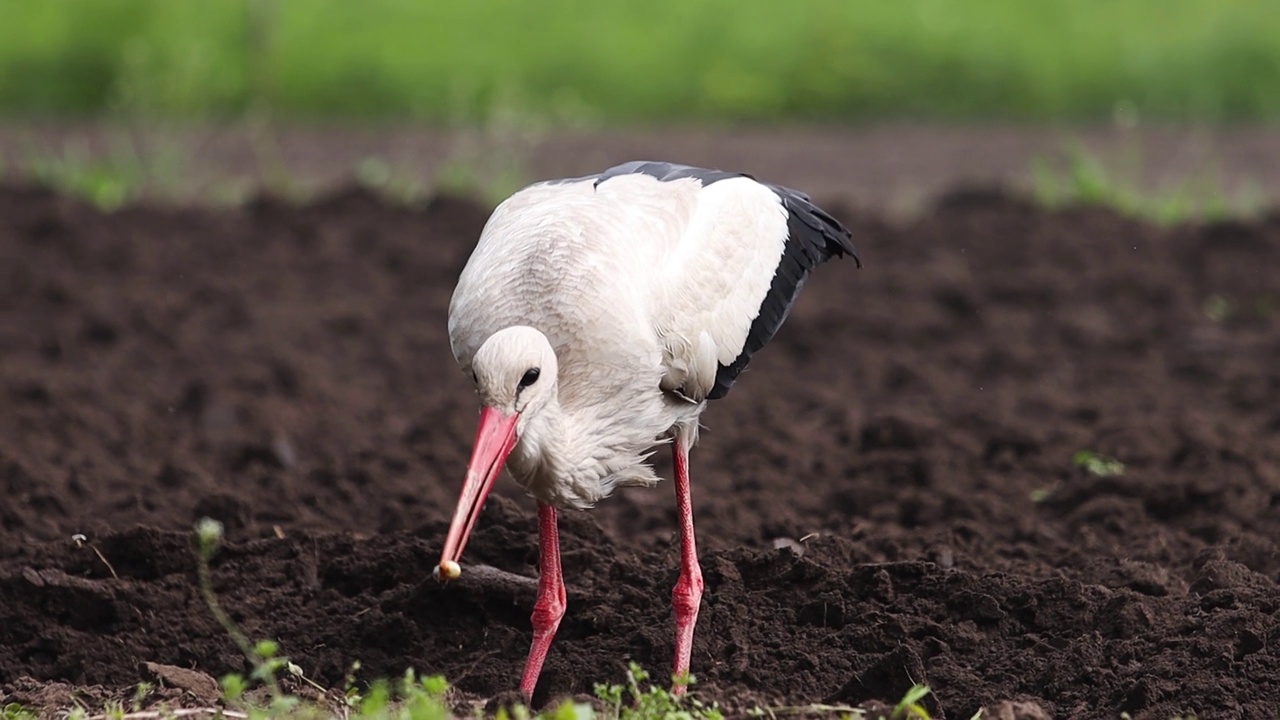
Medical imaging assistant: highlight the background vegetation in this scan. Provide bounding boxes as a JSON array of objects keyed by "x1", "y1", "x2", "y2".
[{"x1": 2, "y1": 0, "x2": 1279, "y2": 124}]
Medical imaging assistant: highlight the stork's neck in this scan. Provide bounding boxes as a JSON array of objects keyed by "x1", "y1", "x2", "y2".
[
  {"x1": 511, "y1": 394, "x2": 565, "y2": 472},
  {"x1": 510, "y1": 396, "x2": 578, "y2": 492},
  {"x1": 507, "y1": 394, "x2": 663, "y2": 510}
]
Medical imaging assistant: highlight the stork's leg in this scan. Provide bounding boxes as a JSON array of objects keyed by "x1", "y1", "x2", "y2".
[
  {"x1": 519, "y1": 502, "x2": 566, "y2": 699},
  {"x1": 671, "y1": 437, "x2": 704, "y2": 694}
]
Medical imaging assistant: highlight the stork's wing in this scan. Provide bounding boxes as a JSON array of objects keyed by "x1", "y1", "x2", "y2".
[{"x1": 642, "y1": 170, "x2": 860, "y2": 402}]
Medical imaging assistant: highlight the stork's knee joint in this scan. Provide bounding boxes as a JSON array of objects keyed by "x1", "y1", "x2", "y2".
[
  {"x1": 671, "y1": 574, "x2": 704, "y2": 615},
  {"x1": 532, "y1": 593, "x2": 566, "y2": 628}
]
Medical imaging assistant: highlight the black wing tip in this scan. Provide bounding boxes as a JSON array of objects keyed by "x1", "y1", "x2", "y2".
[{"x1": 771, "y1": 183, "x2": 862, "y2": 269}]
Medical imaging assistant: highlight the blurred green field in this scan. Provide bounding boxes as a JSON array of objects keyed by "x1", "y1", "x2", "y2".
[{"x1": 1, "y1": 0, "x2": 1278, "y2": 123}]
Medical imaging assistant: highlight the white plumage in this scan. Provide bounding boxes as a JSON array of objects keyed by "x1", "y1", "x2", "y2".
[{"x1": 436, "y1": 160, "x2": 859, "y2": 699}]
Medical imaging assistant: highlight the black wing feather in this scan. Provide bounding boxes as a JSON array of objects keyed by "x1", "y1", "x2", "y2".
[{"x1": 708, "y1": 184, "x2": 861, "y2": 400}]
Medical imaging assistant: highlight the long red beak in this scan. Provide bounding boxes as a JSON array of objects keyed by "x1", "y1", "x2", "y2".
[{"x1": 436, "y1": 406, "x2": 520, "y2": 580}]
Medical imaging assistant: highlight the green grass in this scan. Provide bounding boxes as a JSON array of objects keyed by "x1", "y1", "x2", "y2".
[
  {"x1": 24, "y1": 136, "x2": 148, "y2": 211},
  {"x1": 1030, "y1": 144, "x2": 1264, "y2": 225},
  {"x1": 2, "y1": 1, "x2": 1280, "y2": 123}
]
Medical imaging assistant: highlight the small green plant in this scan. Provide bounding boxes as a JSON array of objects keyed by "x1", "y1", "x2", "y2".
[
  {"x1": 2, "y1": 703, "x2": 37, "y2": 720},
  {"x1": 1031, "y1": 144, "x2": 1253, "y2": 226},
  {"x1": 1073, "y1": 450, "x2": 1125, "y2": 478},
  {"x1": 1202, "y1": 294, "x2": 1233, "y2": 323},
  {"x1": 356, "y1": 156, "x2": 429, "y2": 205},
  {"x1": 342, "y1": 669, "x2": 452, "y2": 720},
  {"x1": 27, "y1": 139, "x2": 145, "y2": 211},
  {"x1": 594, "y1": 661, "x2": 722, "y2": 720},
  {"x1": 1029, "y1": 482, "x2": 1059, "y2": 503},
  {"x1": 129, "y1": 682, "x2": 153, "y2": 712},
  {"x1": 892, "y1": 685, "x2": 932, "y2": 719},
  {"x1": 23, "y1": 127, "x2": 194, "y2": 210},
  {"x1": 196, "y1": 517, "x2": 299, "y2": 713}
]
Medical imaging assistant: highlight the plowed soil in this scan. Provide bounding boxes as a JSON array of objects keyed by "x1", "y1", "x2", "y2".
[{"x1": 2, "y1": 181, "x2": 1279, "y2": 719}]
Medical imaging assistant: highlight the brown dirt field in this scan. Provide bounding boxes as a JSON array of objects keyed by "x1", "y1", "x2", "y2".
[{"x1": 2, "y1": 159, "x2": 1280, "y2": 718}]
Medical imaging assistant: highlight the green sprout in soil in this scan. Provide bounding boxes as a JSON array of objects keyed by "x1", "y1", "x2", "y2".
[
  {"x1": 1201, "y1": 294, "x2": 1233, "y2": 323},
  {"x1": 1028, "y1": 482, "x2": 1060, "y2": 503},
  {"x1": 592, "y1": 662, "x2": 721, "y2": 720},
  {"x1": 27, "y1": 139, "x2": 146, "y2": 212},
  {"x1": 2, "y1": 704, "x2": 37, "y2": 720},
  {"x1": 1073, "y1": 450, "x2": 1125, "y2": 478},
  {"x1": 355, "y1": 156, "x2": 429, "y2": 206},
  {"x1": 892, "y1": 685, "x2": 932, "y2": 720}
]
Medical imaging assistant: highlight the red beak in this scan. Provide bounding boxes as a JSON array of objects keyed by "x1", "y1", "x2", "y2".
[{"x1": 436, "y1": 406, "x2": 520, "y2": 580}]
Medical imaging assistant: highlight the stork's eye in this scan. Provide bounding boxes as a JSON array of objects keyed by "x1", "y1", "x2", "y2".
[{"x1": 519, "y1": 367, "x2": 541, "y2": 388}]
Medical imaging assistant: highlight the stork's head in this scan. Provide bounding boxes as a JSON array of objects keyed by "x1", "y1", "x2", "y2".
[
  {"x1": 436, "y1": 326, "x2": 557, "y2": 581},
  {"x1": 469, "y1": 326, "x2": 559, "y2": 419}
]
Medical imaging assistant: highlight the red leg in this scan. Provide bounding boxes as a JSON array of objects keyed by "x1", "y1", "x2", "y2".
[
  {"x1": 520, "y1": 502, "x2": 566, "y2": 699},
  {"x1": 671, "y1": 437, "x2": 704, "y2": 694}
]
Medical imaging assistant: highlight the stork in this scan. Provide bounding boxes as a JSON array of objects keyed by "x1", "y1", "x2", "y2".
[{"x1": 435, "y1": 161, "x2": 860, "y2": 698}]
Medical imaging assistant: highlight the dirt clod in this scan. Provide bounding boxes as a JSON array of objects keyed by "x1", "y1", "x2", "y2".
[
  {"x1": 142, "y1": 662, "x2": 221, "y2": 705},
  {"x1": 988, "y1": 699, "x2": 1054, "y2": 720}
]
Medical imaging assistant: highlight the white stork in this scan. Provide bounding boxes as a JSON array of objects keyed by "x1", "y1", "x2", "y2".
[{"x1": 435, "y1": 160, "x2": 860, "y2": 698}]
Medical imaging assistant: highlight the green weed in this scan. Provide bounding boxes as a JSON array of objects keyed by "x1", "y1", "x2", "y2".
[
  {"x1": 892, "y1": 685, "x2": 932, "y2": 719},
  {"x1": 1202, "y1": 294, "x2": 1234, "y2": 323},
  {"x1": 26, "y1": 138, "x2": 145, "y2": 211},
  {"x1": 1073, "y1": 450, "x2": 1125, "y2": 478},
  {"x1": 1030, "y1": 144, "x2": 1252, "y2": 225},
  {"x1": 1, "y1": 704, "x2": 37, "y2": 720},
  {"x1": 592, "y1": 662, "x2": 721, "y2": 720},
  {"x1": 355, "y1": 156, "x2": 428, "y2": 205}
]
